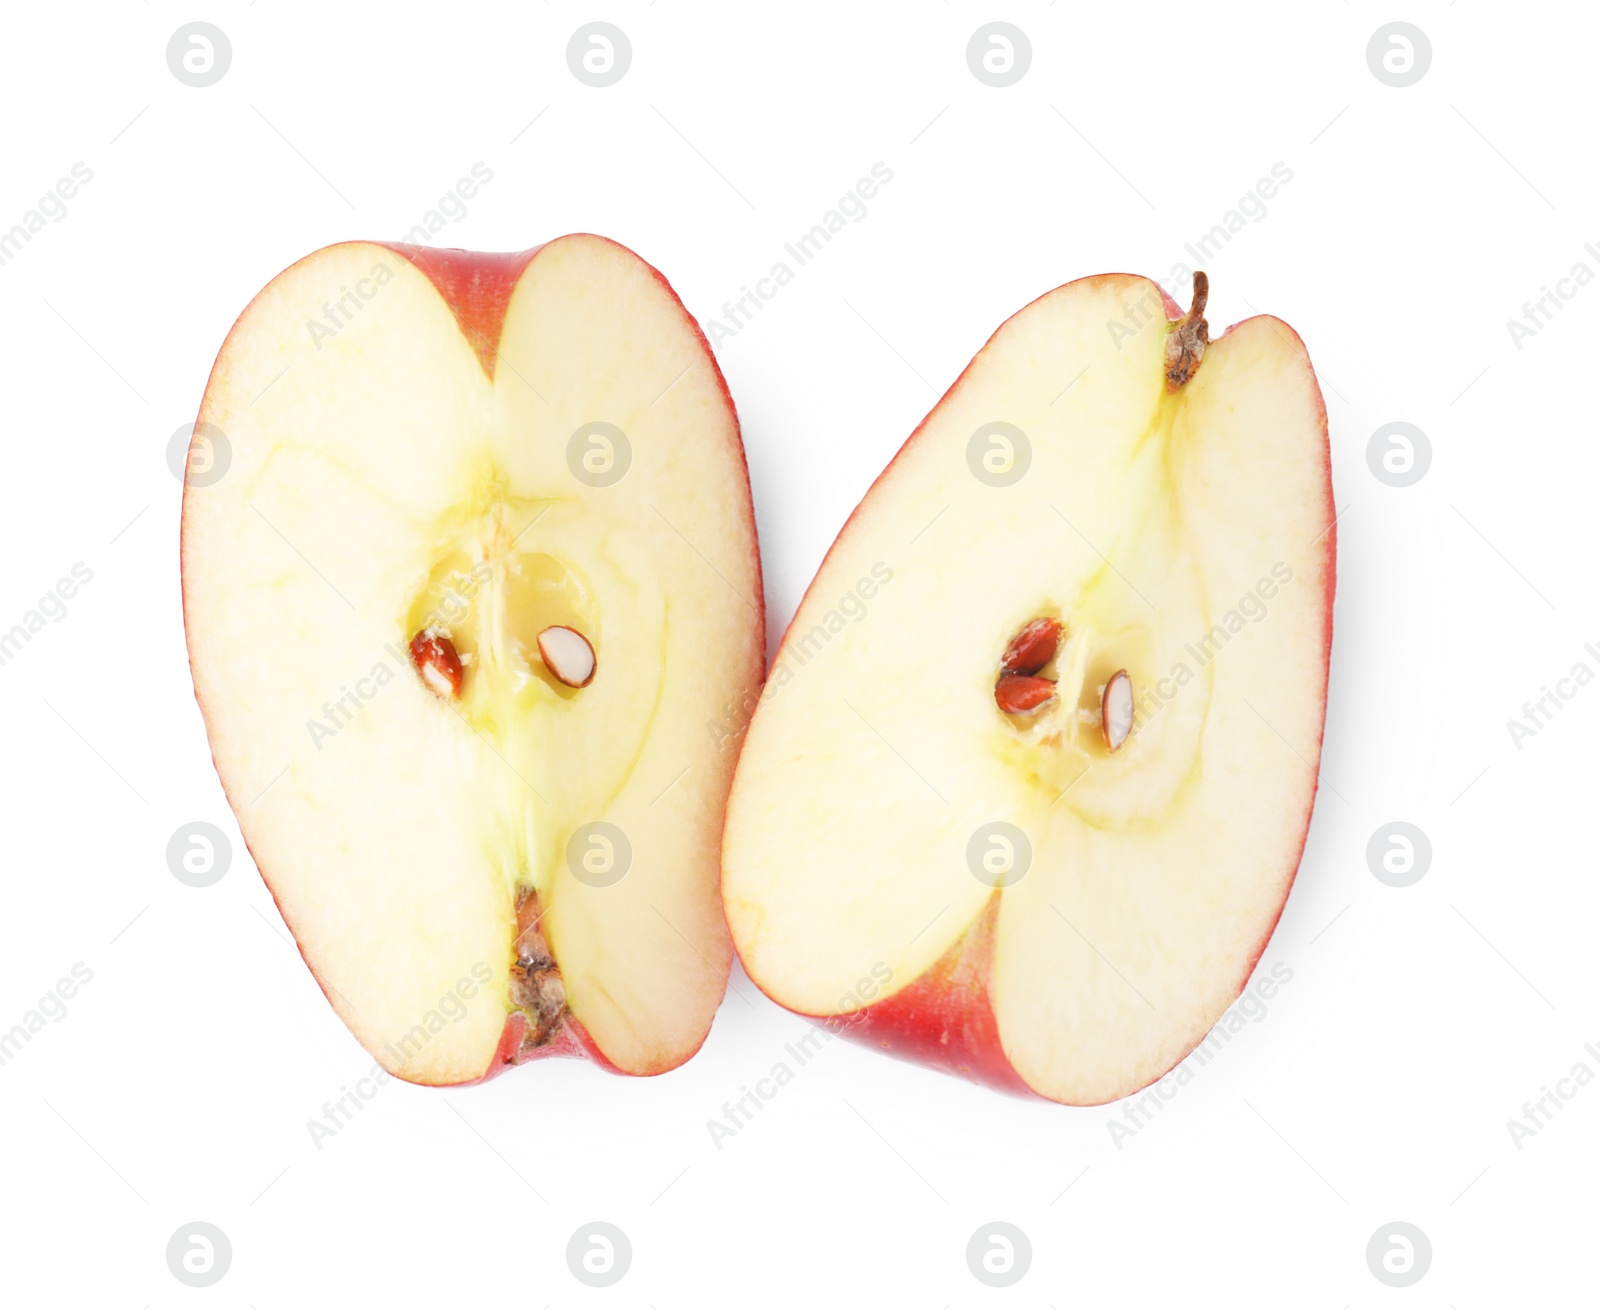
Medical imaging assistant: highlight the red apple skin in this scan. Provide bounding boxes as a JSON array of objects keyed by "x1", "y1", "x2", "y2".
[
  {"x1": 838, "y1": 895, "x2": 1033, "y2": 1096},
  {"x1": 183, "y1": 238, "x2": 762, "y2": 1086},
  {"x1": 375, "y1": 243, "x2": 543, "y2": 378},
  {"x1": 724, "y1": 275, "x2": 1334, "y2": 1104}
]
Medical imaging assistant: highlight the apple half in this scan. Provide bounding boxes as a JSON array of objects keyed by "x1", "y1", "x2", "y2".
[
  {"x1": 721, "y1": 273, "x2": 1333, "y2": 1105},
  {"x1": 182, "y1": 237, "x2": 763, "y2": 1085}
]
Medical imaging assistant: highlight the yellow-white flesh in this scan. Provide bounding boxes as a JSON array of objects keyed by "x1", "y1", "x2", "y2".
[
  {"x1": 722, "y1": 274, "x2": 1331, "y2": 1105},
  {"x1": 184, "y1": 238, "x2": 760, "y2": 1083}
]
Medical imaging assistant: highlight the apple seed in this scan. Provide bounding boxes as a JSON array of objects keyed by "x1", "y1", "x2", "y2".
[
  {"x1": 409, "y1": 630, "x2": 464, "y2": 699},
  {"x1": 1000, "y1": 617, "x2": 1062, "y2": 676},
  {"x1": 538, "y1": 624, "x2": 597, "y2": 688},
  {"x1": 1102, "y1": 669, "x2": 1133, "y2": 751},
  {"x1": 996, "y1": 673, "x2": 1057, "y2": 715}
]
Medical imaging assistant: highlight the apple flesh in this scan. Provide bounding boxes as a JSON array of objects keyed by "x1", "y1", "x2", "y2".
[
  {"x1": 721, "y1": 273, "x2": 1332, "y2": 1105},
  {"x1": 183, "y1": 237, "x2": 763, "y2": 1085}
]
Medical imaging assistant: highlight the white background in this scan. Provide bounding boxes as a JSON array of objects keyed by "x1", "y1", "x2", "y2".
[{"x1": 0, "y1": 2, "x2": 1593, "y2": 1304}]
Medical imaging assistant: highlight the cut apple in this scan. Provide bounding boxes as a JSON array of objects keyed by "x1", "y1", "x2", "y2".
[
  {"x1": 183, "y1": 237, "x2": 763, "y2": 1085},
  {"x1": 721, "y1": 272, "x2": 1332, "y2": 1105}
]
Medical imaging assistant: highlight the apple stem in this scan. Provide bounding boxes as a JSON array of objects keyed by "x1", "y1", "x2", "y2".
[{"x1": 1164, "y1": 271, "x2": 1210, "y2": 391}]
